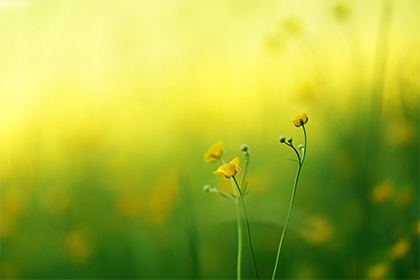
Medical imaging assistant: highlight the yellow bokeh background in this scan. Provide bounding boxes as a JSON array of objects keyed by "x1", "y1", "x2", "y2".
[{"x1": 1, "y1": 0, "x2": 419, "y2": 279}]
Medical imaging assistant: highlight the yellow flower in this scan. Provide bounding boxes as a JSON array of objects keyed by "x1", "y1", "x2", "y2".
[
  {"x1": 292, "y1": 113, "x2": 309, "y2": 127},
  {"x1": 367, "y1": 262, "x2": 389, "y2": 279},
  {"x1": 415, "y1": 220, "x2": 420, "y2": 235},
  {"x1": 213, "y1": 157, "x2": 240, "y2": 179},
  {"x1": 371, "y1": 180, "x2": 393, "y2": 203},
  {"x1": 390, "y1": 238, "x2": 410, "y2": 259},
  {"x1": 203, "y1": 141, "x2": 224, "y2": 163}
]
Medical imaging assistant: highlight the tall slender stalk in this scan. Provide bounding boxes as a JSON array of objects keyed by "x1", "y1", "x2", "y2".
[
  {"x1": 272, "y1": 124, "x2": 307, "y2": 280},
  {"x1": 232, "y1": 176, "x2": 259, "y2": 280},
  {"x1": 220, "y1": 156, "x2": 243, "y2": 280},
  {"x1": 233, "y1": 185, "x2": 243, "y2": 280}
]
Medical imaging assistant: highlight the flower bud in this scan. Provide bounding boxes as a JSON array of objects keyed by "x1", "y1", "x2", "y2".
[
  {"x1": 278, "y1": 136, "x2": 286, "y2": 143},
  {"x1": 298, "y1": 144, "x2": 305, "y2": 151},
  {"x1": 240, "y1": 144, "x2": 248, "y2": 152},
  {"x1": 203, "y1": 184, "x2": 213, "y2": 193},
  {"x1": 287, "y1": 137, "x2": 293, "y2": 144}
]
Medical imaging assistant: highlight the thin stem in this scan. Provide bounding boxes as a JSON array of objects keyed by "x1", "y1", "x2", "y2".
[
  {"x1": 232, "y1": 176, "x2": 259, "y2": 280},
  {"x1": 272, "y1": 125, "x2": 307, "y2": 279},
  {"x1": 285, "y1": 143, "x2": 301, "y2": 162},
  {"x1": 220, "y1": 157, "x2": 242, "y2": 280},
  {"x1": 301, "y1": 125, "x2": 307, "y2": 164},
  {"x1": 215, "y1": 189, "x2": 233, "y2": 200},
  {"x1": 271, "y1": 163, "x2": 302, "y2": 280},
  {"x1": 235, "y1": 200, "x2": 242, "y2": 280},
  {"x1": 241, "y1": 153, "x2": 249, "y2": 190}
]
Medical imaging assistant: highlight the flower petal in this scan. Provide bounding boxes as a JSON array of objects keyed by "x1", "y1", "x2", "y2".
[
  {"x1": 229, "y1": 157, "x2": 240, "y2": 172},
  {"x1": 203, "y1": 141, "x2": 224, "y2": 162},
  {"x1": 213, "y1": 171, "x2": 229, "y2": 179},
  {"x1": 301, "y1": 113, "x2": 308, "y2": 124},
  {"x1": 213, "y1": 161, "x2": 239, "y2": 179},
  {"x1": 291, "y1": 113, "x2": 308, "y2": 127},
  {"x1": 292, "y1": 115, "x2": 302, "y2": 127}
]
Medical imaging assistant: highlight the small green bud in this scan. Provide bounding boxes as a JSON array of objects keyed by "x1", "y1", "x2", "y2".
[
  {"x1": 298, "y1": 144, "x2": 305, "y2": 151},
  {"x1": 287, "y1": 137, "x2": 293, "y2": 144},
  {"x1": 240, "y1": 144, "x2": 248, "y2": 152},
  {"x1": 203, "y1": 184, "x2": 213, "y2": 193},
  {"x1": 278, "y1": 136, "x2": 286, "y2": 143}
]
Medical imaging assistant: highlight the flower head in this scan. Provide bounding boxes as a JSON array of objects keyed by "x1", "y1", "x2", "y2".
[
  {"x1": 213, "y1": 157, "x2": 240, "y2": 179},
  {"x1": 292, "y1": 113, "x2": 308, "y2": 127},
  {"x1": 240, "y1": 144, "x2": 248, "y2": 152},
  {"x1": 203, "y1": 141, "x2": 224, "y2": 162}
]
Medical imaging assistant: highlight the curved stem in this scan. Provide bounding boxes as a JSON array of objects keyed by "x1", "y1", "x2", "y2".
[
  {"x1": 271, "y1": 163, "x2": 302, "y2": 280},
  {"x1": 285, "y1": 143, "x2": 301, "y2": 162},
  {"x1": 216, "y1": 189, "x2": 233, "y2": 200},
  {"x1": 301, "y1": 125, "x2": 307, "y2": 164},
  {"x1": 232, "y1": 176, "x2": 259, "y2": 280},
  {"x1": 272, "y1": 125, "x2": 307, "y2": 279}
]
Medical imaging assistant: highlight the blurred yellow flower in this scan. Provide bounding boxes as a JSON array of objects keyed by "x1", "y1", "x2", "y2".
[
  {"x1": 331, "y1": 2, "x2": 351, "y2": 21},
  {"x1": 116, "y1": 189, "x2": 143, "y2": 219},
  {"x1": 367, "y1": 262, "x2": 389, "y2": 279},
  {"x1": 0, "y1": 263, "x2": 17, "y2": 279},
  {"x1": 146, "y1": 168, "x2": 179, "y2": 225},
  {"x1": 415, "y1": 220, "x2": 420, "y2": 235},
  {"x1": 371, "y1": 180, "x2": 393, "y2": 203},
  {"x1": 65, "y1": 230, "x2": 92, "y2": 265},
  {"x1": 292, "y1": 113, "x2": 308, "y2": 127},
  {"x1": 390, "y1": 238, "x2": 410, "y2": 259},
  {"x1": 203, "y1": 141, "x2": 224, "y2": 163},
  {"x1": 282, "y1": 17, "x2": 303, "y2": 37},
  {"x1": 0, "y1": 187, "x2": 27, "y2": 238},
  {"x1": 396, "y1": 186, "x2": 411, "y2": 207},
  {"x1": 299, "y1": 215, "x2": 334, "y2": 244},
  {"x1": 213, "y1": 157, "x2": 240, "y2": 179},
  {"x1": 386, "y1": 121, "x2": 414, "y2": 147}
]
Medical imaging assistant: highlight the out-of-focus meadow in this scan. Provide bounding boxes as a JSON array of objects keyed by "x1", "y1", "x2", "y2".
[{"x1": 0, "y1": 0, "x2": 419, "y2": 279}]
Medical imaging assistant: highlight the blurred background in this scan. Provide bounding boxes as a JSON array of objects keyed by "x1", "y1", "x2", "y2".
[{"x1": 0, "y1": 0, "x2": 419, "y2": 279}]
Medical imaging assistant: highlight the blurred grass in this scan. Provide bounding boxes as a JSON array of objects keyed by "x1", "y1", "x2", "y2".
[{"x1": 0, "y1": 0, "x2": 419, "y2": 279}]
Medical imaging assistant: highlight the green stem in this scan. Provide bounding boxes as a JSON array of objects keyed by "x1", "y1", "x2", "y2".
[
  {"x1": 272, "y1": 125, "x2": 307, "y2": 280},
  {"x1": 240, "y1": 153, "x2": 249, "y2": 190},
  {"x1": 286, "y1": 143, "x2": 301, "y2": 162},
  {"x1": 221, "y1": 157, "x2": 242, "y2": 280},
  {"x1": 271, "y1": 163, "x2": 302, "y2": 280},
  {"x1": 301, "y1": 125, "x2": 307, "y2": 164},
  {"x1": 235, "y1": 199, "x2": 242, "y2": 280},
  {"x1": 216, "y1": 189, "x2": 233, "y2": 200},
  {"x1": 232, "y1": 176, "x2": 259, "y2": 280}
]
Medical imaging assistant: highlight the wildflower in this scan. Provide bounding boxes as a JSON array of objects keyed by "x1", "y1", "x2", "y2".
[
  {"x1": 331, "y1": 2, "x2": 351, "y2": 21},
  {"x1": 203, "y1": 184, "x2": 212, "y2": 192},
  {"x1": 299, "y1": 215, "x2": 333, "y2": 244},
  {"x1": 203, "y1": 141, "x2": 224, "y2": 163},
  {"x1": 213, "y1": 157, "x2": 240, "y2": 179},
  {"x1": 415, "y1": 220, "x2": 420, "y2": 235},
  {"x1": 65, "y1": 230, "x2": 92, "y2": 264},
  {"x1": 282, "y1": 17, "x2": 303, "y2": 37},
  {"x1": 371, "y1": 180, "x2": 393, "y2": 203},
  {"x1": 367, "y1": 262, "x2": 389, "y2": 279},
  {"x1": 390, "y1": 238, "x2": 410, "y2": 259},
  {"x1": 292, "y1": 113, "x2": 308, "y2": 127}
]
